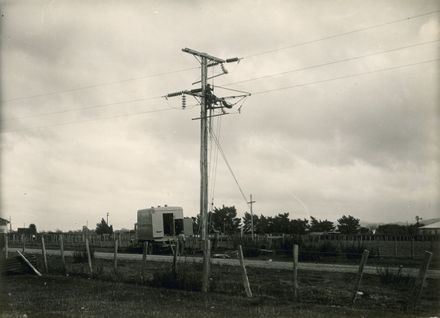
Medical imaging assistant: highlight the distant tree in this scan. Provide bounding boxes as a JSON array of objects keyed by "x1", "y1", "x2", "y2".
[
  {"x1": 192, "y1": 216, "x2": 201, "y2": 235},
  {"x1": 359, "y1": 227, "x2": 371, "y2": 235},
  {"x1": 210, "y1": 205, "x2": 241, "y2": 234},
  {"x1": 337, "y1": 215, "x2": 360, "y2": 234},
  {"x1": 290, "y1": 218, "x2": 309, "y2": 234},
  {"x1": 242, "y1": 212, "x2": 259, "y2": 234},
  {"x1": 271, "y1": 213, "x2": 291, "y2": 234},
  {"x1": 28, "y1": 224, "x2": 37, "y2": 235},
  {"x1": 375, "y1": 224, "x2": 421, "y2": 236},
  {"x1": 256, "y1": 215, "x2": 270, "y2": 234},
  {"x1": 95, "y1": 218, "x2": 113, "y2": 235},
  {"x1": 309, "y1": 216, "x2": 334, "y2": 232}
]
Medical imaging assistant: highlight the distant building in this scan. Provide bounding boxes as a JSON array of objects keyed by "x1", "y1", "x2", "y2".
[
  {"x1": 418, "y1": 221, "x2": 440, "y2": 235},
  {"x1": 0, "y1": 217, "x2": 10, "y2": 233}
]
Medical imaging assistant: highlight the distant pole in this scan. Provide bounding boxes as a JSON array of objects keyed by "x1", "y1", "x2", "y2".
[
  {"x1": 107, "y1": 212, "x2": 109, "y2": 225},
  {"x1": 248, "y1": 194, "x2": 256, "y2": 240}
]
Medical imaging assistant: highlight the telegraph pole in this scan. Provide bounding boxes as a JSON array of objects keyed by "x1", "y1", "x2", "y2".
[
  {"x1": 166, "y1": 48, "x2": 249, "y2": 293},
  {"x1": 248, "y1": 194, "x2": 256, "y2": 240},
  {"x1": 200, "y1": 55, "x2": 208, "y2": 242}
]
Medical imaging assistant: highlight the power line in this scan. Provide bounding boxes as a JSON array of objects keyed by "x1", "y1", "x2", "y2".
[
  {"x1": 2, "y1": 104, "x2": 198, "y2": 134},
  {"x1": 243, "y1": 10, "x2": 440, "y2": 58},
  {"x1": 2, "y1": 95, "x2": 163, "y2": 123},
  {"x1": 209, "y1": 127, "x2": 249, "y2": 206},
  {"x1": 224, "y1": 39, "x2": 439, "y2": 86},
  {"x1": 4, "y1": 11, "x2": 437, "y2": 105},
  {"x1": 252, "y1": 58, "x2": 439, "y2": 96},
  {"x1": 6, "y1": 40, "x2": 437, "y2": 124},
  {"x1": 2, "y1": 66, "x2": 199, "y2": 104}
]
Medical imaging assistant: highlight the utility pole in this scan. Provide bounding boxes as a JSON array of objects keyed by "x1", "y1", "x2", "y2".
[
  {"x1": 166, "y1": 48, "x2": 249, "y2": 292},
  {"x1": 106, "y1": 212, "x2": 109, "y2": 225},
  {"x1": 248, "y1": 194, "x2": 256, "y2": 240}
]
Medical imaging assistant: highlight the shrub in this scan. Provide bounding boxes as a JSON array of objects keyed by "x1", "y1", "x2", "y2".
[
  {"x1": 73, "y1": 247, "x2": 94, "y2": 263},
  {"x1": 342, "y1": 245, "x2": 364, "y2": 259},
  {"x1": 149, "y1": 263, "x2": 202, "y2": 291},
  {"x1": 318, "y1": 241, "x2": 338, "y2": 257},
  {"x1": 376, "y1": 265, "x2": 413, "y2": 286}
]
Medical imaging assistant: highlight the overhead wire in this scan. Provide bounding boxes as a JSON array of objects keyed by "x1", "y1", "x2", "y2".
[
  {"x1": 2, "y1": 66, "x2": 199, "y2": 104},
  {"x1": 224, "y1": 39, "x2": 440, "y2": 86},
  {"x1": 209, "y1": 126, "x2": 249, "y2": 206},
  {"x1": 2, "y1": 104, "x2": 199, "y2": 133},
  {"x1": 2, "y1": 95, "x2": 163, "y2": 123},
  {"x1": 4, "y1": 10, "x2": 437, "y2": 105},
  {"x1": 252, "y1": 58, "x2": 439, "y2": 96},
  {"x1": 4, "y1": 58, "x2": 436, "y2": 133},
  {"x1": 243, "y1": 10, "x2": 440, "y2": 58}
]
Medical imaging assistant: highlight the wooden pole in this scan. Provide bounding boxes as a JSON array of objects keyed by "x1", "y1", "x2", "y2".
[
  {"x1": 17, "y1": 250, "x2": 42, "y2": 277},
  {"x1": 41, "y1": 235, "x2": 48, "y2": 273},
  {"x1": 410, "y1": 251, "x2": 433, "y2": 310},
  {"x1": 201, "y1": 239, "x2": 211, "y2": 293},
  {"x1": 411, "y1": 238, "x2": 415, "y2": 259},
  {"x1": 59, "y1": 235, "x2": 66, "y2": 274},
  {"x1": 22, "y1": 234, "x2": 25, "y2": 253},
  {"x1": 141, "y1": 241, "x2": 148, "y2": 281},
  {"x1": 351, "y1": 249, "x2": 369, "y2": 304},
  {"x1": 293, "y1": 244, "x2": 299, "y2": 301},
  {"x1": 238, "y1": 245, "x2": 252, "y2": 297},
  {"x1": 85, "y1": 237, "x2": 93, "y2": 276},
  {"x1": 172, "y1": 240, "x2": 179, "y2": 276},
  {"x1": 113, "y1": 238, "x2": 118, "y2": 271},
  {"x1": 4, "y1": 234, "x2": 8, "y2": 260}
]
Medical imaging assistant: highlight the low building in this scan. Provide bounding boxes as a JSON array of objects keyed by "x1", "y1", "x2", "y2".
[
  {"x1": 418, "y1": 221, "x2": 440, "y2": 235},
  {"x1": 0, "y1": 217, "x2": 10, "y2": 233}
]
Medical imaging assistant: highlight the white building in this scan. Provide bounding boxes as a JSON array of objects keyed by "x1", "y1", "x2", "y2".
[
  {"x1": 0, "y1": 217, "x2": 10, "y2": 233},
  {"x1": 418, "y1": 221, "x2": 440, "y2": 235}
]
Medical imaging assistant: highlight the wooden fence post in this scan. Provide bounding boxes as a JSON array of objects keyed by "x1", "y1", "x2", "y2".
[
  {"x1": 172, "y1": 240, "x2": 178, "y2": 276},
  {"x1": 85, "y1": 238, "x2": 93, "y2": 276},
  {"x1": 238, "y1": 245, "x2": 252, "y2": 297},
  {"x1": 113, "y1": 238, "x2": 118, "y2": 271},
  {"x1": 4, "y1": 234, "x2": 8, "y2": 260},
  {"x1": 41, "y1": 235, "x2": 48, "y2": 273},
  {"x1": 141, "y1": 241, "x2": 148, "y2": 281},
  {"x1": 22, "y1": 234, "x2": 25, "y2": 253},
  {"x1": 59, "y1": 235, "x2": 66, "y2": 274},
  {"x1": 351, "y1": 249, "x2": 369, "y2": 304},
  {"x1": 293, "y1": 244, "x2": 299, "y2": 301},
  {"x1": 411, "y1": 238, "x2": 415, "y2": 259},
  {"x1": 409, "y1": 251, "x2": 433, "y2": 311},
  {"x1": 201, "y1": 239, "x2": 211, "y2": 293}
]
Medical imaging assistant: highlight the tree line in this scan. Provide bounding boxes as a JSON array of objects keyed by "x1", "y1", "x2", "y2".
[{"x1": 192, "y1": 205, "x2": 424, "y2": 236}]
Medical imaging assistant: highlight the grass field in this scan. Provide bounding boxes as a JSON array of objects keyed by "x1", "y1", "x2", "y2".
[
  {"x1": 0, "y1": 274, "x2": 436, "y2": 318},
  {"x1": 1, "y1": 252, "x2": 439, "y2": 317}
]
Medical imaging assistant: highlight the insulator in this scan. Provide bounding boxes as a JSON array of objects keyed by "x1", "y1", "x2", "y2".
[{"x1": 182, "y1": 94, "x2": 186, "y2": 109}]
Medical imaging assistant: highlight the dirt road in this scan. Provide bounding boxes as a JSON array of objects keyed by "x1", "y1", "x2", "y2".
[{"x1": 9, "y1": 247, "x2": 440, "y2": 278}]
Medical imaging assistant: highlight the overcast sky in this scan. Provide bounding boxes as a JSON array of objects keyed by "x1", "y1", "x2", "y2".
[{"x1": 1, "y1": 0, "x2": 439, "y2": 231}]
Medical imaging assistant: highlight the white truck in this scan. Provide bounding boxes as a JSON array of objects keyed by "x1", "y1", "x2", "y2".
[{"x1": 136, "y1": 205, "x2": 193, "y2": 241}]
